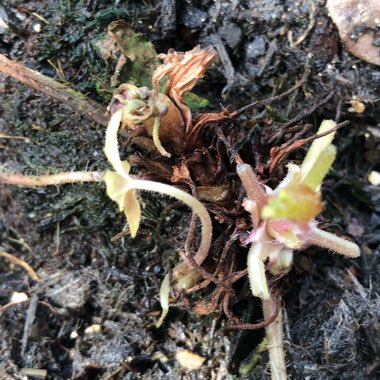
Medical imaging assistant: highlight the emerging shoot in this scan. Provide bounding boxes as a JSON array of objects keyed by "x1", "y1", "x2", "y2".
[
  {"x1": 237, "y1": 119, "x2": 360, "y2": 380},
  {"x1": 239, "y1": 119, "x2": 360, "y2": 301},
  {"x1": 104, "y1": 111, "x2": 213, "y2": 267}
]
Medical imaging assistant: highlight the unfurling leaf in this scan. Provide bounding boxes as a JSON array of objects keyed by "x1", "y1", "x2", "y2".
[
  {"x1": 123, "y1": 188, "x2": 141, "y2": 238},
  {"x1": 262, "y1": 181, "x2": 322, "y2": 225},
  {"x1": 267, "y1": 220, "x2": 302, "y2": 249}
]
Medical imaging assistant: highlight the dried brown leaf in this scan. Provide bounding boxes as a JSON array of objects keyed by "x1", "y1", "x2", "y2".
[{"x1": 153, "y1": 46, "x2": 218, "y2": 129}]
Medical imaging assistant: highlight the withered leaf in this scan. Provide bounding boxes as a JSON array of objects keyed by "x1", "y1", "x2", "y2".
[
  {"x1": 171, "y1": 162, "x2": 191, "y2": 183},
  {"x1": 153, "y1": 46, "x2": 218, "y2": 129}
]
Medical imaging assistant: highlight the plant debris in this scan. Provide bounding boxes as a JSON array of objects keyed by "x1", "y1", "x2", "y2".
[{"x1": 0, "y1": 1, "x2": 379, "y2": 379}]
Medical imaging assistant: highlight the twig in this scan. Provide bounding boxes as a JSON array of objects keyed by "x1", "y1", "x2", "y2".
[
  {"x1": 0, "y1": 171, "x2": 104, "y2": 186},
  {"x1": 0, "y1": 54, "x2": 108, "y2": 126},
  {"x1": 0, "y1": 250, "x2": 40, "y2": 281},
  {"x1": 0, "y1": 300, "x2": 28, "y2": 314},
  {"x1": 268, "y1": 120, "x2": 349, "y2": 172},
  {"x1": 231, "y1": 65, "x2": 311, "y2": 117},
  {"x1": 207, "y1": 33, "x2": 235, "y2": 96},
  {"x1": 21, "y1": 293, "x2": 39, "y2": 357},
  {"x1": 224, "y1": 293, "x2": 280, "y2": 330},
  {"x1": 0, "y1": 133, "x2": 31, "y2": 142},
  {"x1": 283, "y1": 87, "x2": 335, "y2": 127}
]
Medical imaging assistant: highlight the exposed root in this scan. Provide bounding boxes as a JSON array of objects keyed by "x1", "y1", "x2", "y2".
[{"x1": 0, "y1": 250, "x2": 40, "y2": 281}]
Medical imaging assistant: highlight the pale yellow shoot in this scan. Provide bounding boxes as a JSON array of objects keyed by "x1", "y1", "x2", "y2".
[
  {"x1": 247, "y1": 243, "x2": 270, "y2": 300},
  {"x1": 156, "y1": 273, "x2": 170, "y2": 328},
  {"x1": 104, "y1": 163, "x2": 141, "y2": 238},
  {"x1": 300, "y1": 119, "x2": 337, "y2": 188},
  {"x1": 152, "y1": 116, "x2": 171, "y2": 158},
  {"x1": 269, "y1": 248, "x2": 293, "y2": 275},
  {"x1": 122, "y1": 188, "x2": 141, "y2": 238},
  {"x1": 104, "y1": 110, "x2": 142, "y2": 237},
  {"x1": 104, "y1": 163, "x2": 131, "y2": 211},
  {"x1": 104, "y1": 110, "x2": 130, "y2": 180},
  {"x1": 302, "y1": 144, "x2": 336, "y2": 191}
]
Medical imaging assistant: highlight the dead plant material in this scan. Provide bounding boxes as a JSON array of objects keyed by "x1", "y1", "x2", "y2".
[
  {"x1": 153, "y1": 46, "x2": 218, "y2": 130},
  {"x1": 230, "y1": 64, "x2": 311, "y2": 117},
  {"x1": 0, "y1": 54, "x2": 108, "y2": 126},
  {"x1": 267, "y1": 120, "x2": 349, "y2": 173},
  {"x1": 0, "y1": 133, "x2": 31, "y2": 142},
  {"x1": 288, "y1": 0, "x2": 317, "y2": 48},
  {"x1": 224, "y1": 294, "x2": 281, "y2": 330}
]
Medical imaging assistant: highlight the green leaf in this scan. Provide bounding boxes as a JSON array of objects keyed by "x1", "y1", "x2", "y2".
[
  {"x1": 183, "y1": 92, "x2": 209, "y2": 110},
  {"x1": 108, "y1": 21, "x2": 158, "y2": 87},
  {"x1": 303, "y1": 144, "x2": 336, "y2": 191},
  {"x1": 262, "y1": 182, "x2": 322, "y2": 225}
]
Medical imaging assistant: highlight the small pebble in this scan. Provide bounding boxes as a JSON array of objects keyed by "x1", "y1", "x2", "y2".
[
  {"x1": 10, "y1": 292, "x2": 29, "y2": 303},
  {"x1": 33, "y1": 22, "x2": 42, "y2": 33},
  {"x1": 176, "y1": 349, "x2": 206, "y2": 371},
  {"x1": 84, "y1": 324, "x2": 102, "y2": 335},
  {"x1": 368, "y1": 171, "x2": 380, "y2": 186}
]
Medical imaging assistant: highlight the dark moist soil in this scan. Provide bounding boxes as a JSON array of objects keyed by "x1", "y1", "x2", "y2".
[{"x1": 1, "y1": 1, "x2": 380, "y2": 379}]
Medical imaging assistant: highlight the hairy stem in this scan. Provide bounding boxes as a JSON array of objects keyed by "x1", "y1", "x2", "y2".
[
  {"x1": 247, "y1": 241, "x2": 271, "y2": 300},
  {"x1": 237, "y1": 163, "x2": 266, "y2": 212},
  {"x1": 0, "y1": 171, "x2": 104, "y2": 186},
  {"x1": 306, "y1": 228, "x2": 360, "y2": 258},
  {"x1": 263, "y1": 298, "x2": 287, "y2": 380}
]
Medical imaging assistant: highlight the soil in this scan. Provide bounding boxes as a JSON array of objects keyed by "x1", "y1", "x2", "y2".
[{"x1": 1, "y1": 1, "x2": 380, "y2": 379}]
